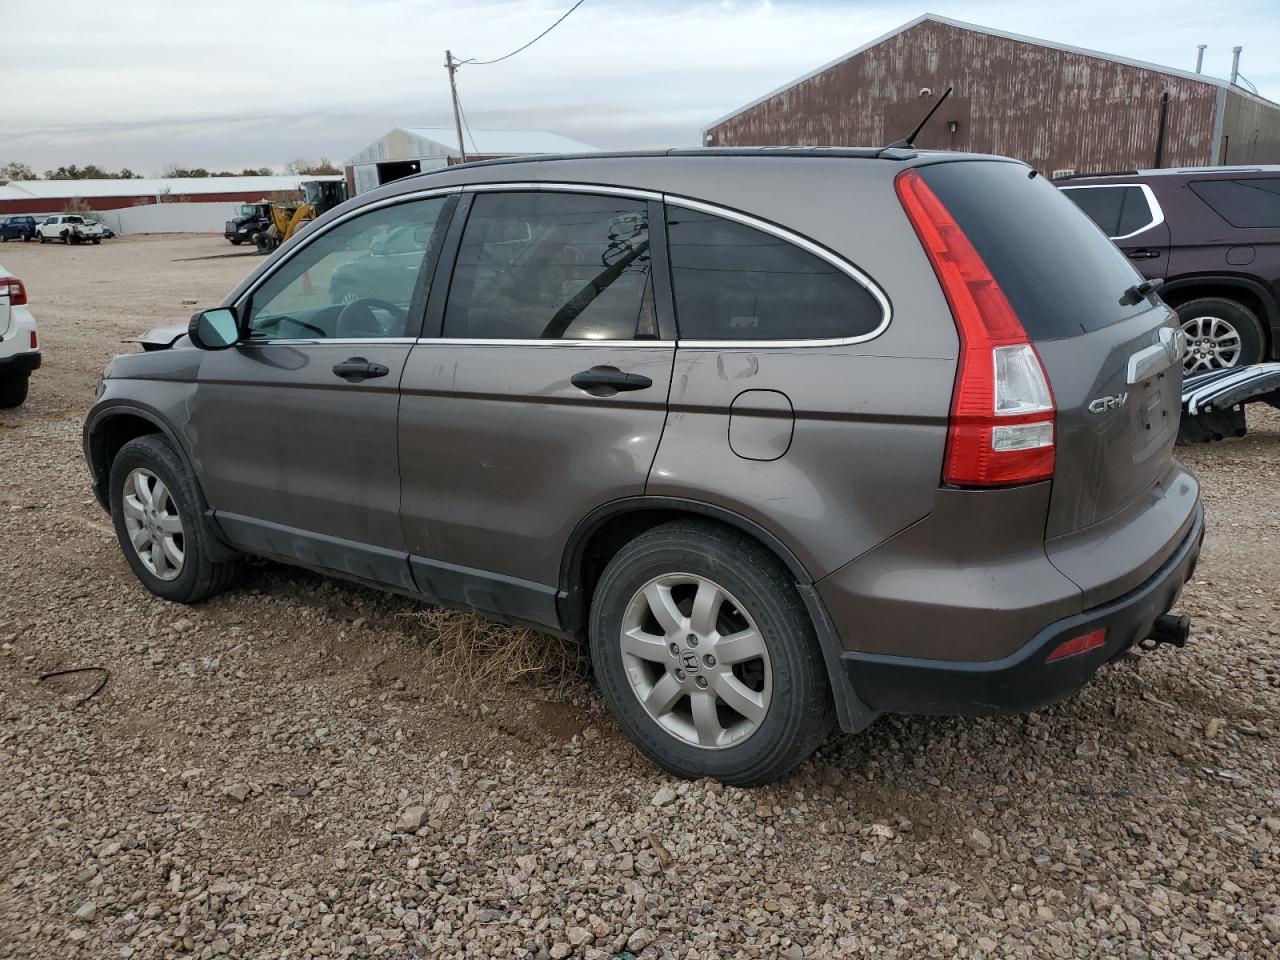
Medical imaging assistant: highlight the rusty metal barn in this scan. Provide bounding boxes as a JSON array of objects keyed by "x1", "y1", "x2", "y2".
[{"x1": 704, "y1": 14, "x2": 1280, "y2": 176}]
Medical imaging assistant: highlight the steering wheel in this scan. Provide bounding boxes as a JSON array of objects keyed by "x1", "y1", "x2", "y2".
[{"x1": 335, "y1": 298, "x2": 408, "y2": 338}]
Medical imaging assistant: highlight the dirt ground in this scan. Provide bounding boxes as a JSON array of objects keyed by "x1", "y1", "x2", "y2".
[{"x1": 1, "y1": 235, "x2": 1277, "y2": 959}]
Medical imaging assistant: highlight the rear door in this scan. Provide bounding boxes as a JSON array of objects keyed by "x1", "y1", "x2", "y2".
[
  {"x1": 397, "y1": 188, "x2": 675, "y2": 623},
  {"x1": 920, "y1": 162, "x2": 1190, "y2": 594},
  {"x1": 1059, "y1": 183, "x2": 1169, "y2": 280}
]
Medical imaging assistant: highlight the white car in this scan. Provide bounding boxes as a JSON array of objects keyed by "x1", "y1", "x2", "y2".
[
  {"x1": 37, "y1": 215, "x2": 102, "y2": 245},
  {"x1": 0, "y1": 263, "x2": 39, "y2": 407}
]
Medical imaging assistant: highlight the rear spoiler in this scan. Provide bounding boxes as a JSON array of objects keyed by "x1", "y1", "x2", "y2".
[{"x1": 1179, "y1": 362, "x2": 1280, "y2": 444}]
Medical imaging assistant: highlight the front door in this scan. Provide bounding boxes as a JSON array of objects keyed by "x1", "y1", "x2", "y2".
[
  {"x1": 398, "y1": 189, "x2": 676, "y2": 625},
  {"x1": 190, "y1": 193, "x2": 454, "y2": 588}
]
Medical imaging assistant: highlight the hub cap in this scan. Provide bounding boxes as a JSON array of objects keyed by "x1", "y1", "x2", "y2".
[
  {"x1": 620, "y1": 574, "x2": 771, "y2": 750},
  {"x1": 121, "y1": 468, "x2": 185, "y2": 581},
  {"x1": 1181, "y1": 315, "x2": 1241, "y2": 373}
]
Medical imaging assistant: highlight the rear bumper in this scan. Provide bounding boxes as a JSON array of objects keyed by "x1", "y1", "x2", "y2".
[
  {"x1": 842, "y1": 501, "x2": 1203, "y2": 715},
  {"x1": 0, "y1": 350, "x2": 41, "y2": 374}
]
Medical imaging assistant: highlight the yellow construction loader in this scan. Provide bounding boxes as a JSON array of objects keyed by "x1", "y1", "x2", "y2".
[{"x1": 253, "y1": 180, "x2": 348, "y2": 254}]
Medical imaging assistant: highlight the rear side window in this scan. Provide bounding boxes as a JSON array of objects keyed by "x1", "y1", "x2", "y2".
[
  {"x1": 665, "y1": 208, "x2": 883, "y2": 341},
  {"x1": 1061, "y1": 185, "x2": 1155, "y2": 238},
  {"x1": 1190, "y1": 178, "x2": 1280, "y2": 228},
  {"x1": 918, "y1": 162, "x2": 1147, "y2": 340},
  {"x1": 444, "y1": 191, "x2": 655, "y2": 341}
]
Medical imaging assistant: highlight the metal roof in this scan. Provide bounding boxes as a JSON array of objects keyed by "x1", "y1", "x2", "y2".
[
  {"x1": 348, "y1": 127, "x2": 599, "y2": 165},
  {"x1": 0, "y1": 175, "x2": 342, "y2": 200},
  {"x1": 705, "y1": 13, "x2": 1280, "y2": 134}
]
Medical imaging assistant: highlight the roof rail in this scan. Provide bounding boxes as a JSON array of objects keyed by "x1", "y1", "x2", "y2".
[
  {"x1": 1052, "y1": 170, "x2": 1140, "y2": 181},
  {"x1": 402, "y1": 145, "x2": 921, "y2": 180}
]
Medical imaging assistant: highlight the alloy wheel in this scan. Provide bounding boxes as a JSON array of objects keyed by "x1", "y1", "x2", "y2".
[
  {"x1": 619, "y1": 573, "x2": 772, "y2": 749},
  {"x1": 1181, "y1": 315, "x2": 1242, "y2": 373},
  {"x1": 121, "y1": 468, "x2": 185, "y2": 581}
]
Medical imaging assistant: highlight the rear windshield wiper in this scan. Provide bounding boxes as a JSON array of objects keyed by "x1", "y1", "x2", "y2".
[{"x1": 1120, "y1": 278, "x2": 1163, "y2": 306}]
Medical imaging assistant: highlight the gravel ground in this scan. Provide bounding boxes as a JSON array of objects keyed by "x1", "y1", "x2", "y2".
[{"x1": 1, "y1": 235, "x2": 1278, "y2": 959}]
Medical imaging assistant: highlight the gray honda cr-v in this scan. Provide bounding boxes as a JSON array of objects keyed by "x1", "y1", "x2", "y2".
[{"x1": 85, "y1": 149, "x2": 1203, "y2": 785}]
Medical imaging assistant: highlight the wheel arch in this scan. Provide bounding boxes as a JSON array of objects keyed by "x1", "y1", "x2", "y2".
[
  {"x1": 83, "y1": 405, "x2": 238, "y2": 562},
  {"x1": 1160, "y1": 275, "x2": 1278, "y2": 358},
  {"x1": 559, "y1": 496, "x2": 877, "y2": 734}
]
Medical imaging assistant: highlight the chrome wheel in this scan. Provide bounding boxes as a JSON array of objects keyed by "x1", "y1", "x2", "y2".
[
  {"x1": 121, "y1": 468, "x2": 185, "y2": 581},
  {"x1": 620, "y1": 573, "x2": 771, "y2": 750},
  {"x1": 1181, "y1": 315, "x2": 1242, "y2": 373}
]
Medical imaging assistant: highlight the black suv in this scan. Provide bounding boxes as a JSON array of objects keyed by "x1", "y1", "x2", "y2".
[{"x1": 1059, "y1": 166, "x2": 1280, "y2": 373}]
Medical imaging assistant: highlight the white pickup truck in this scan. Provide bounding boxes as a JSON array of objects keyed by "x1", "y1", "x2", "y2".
[
  {"x1": 37, "y1": 215, "x2": 103, "y2": 245},
  {"x1": 0, "y1": 261, "x2": 40, "y2": 407}
]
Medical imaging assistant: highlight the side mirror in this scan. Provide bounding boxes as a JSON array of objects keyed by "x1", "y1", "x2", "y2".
[{"x1": 188, "y1": 308, "x2": 239, "y2": 350}]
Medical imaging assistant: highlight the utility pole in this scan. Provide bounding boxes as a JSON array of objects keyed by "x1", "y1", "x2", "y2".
[{"x1": 445, "y1": 50, "x2": 467, "y2": 164}]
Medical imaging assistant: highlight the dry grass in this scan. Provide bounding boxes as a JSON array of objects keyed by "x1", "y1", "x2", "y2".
[{"x1": 410, "y1": 607, "x2": 589, "y2": 699}]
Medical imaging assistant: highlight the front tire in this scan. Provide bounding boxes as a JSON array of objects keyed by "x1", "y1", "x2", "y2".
[
  {"x1": 589, "y1": 520, "x2": 835, "y2": 786},
  {"x1": 0, "y1": 373, "x2": 29, "y2": 408},
  {"x1": 108, "y1": 435, "x2": 240, "y2": 603},
  {"x1": 1177, "y1": 298, "x2": 1266, "y2": 372}
]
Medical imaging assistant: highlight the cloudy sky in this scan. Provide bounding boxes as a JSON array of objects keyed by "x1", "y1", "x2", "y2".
[{"x1": 5, "y1": 0, "x2": 1277, "y2": 175}]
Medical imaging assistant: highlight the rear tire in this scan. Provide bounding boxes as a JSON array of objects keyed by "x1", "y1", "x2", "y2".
[
  {"x1": 108, "y1": 435, "x2": 240, "y2": 603},
  {"x1": 0, "y1": 373, "x2": 29, "y2": 408},
  {"x1": 1176, "y1": 298, "x2": 1266, "y2": 372},
  {"x1": 589, "y1": 520, "x2": 835, "y2": 786}
]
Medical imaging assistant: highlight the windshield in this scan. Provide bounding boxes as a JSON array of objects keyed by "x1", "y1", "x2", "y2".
[{"x1": 240, "y1": 204, "x2": 259, "y2": 217}]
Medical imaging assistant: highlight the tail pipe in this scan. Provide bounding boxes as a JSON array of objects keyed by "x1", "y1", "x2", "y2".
[{"x1": 1140, "y1": 613, "x2": 1190, "y2": 651}]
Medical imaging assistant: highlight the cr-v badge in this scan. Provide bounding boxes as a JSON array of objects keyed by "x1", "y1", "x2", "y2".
[{"x1": 1088, "y1": 392, "x2": 1129, "y2": 413}]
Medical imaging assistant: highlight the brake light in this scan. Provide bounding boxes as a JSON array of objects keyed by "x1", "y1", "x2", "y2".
[
  {"x1": 895, "y1": 169, "x2": 1056, "y2": 487},
  {"x1": 1, "y1": 277, "x2": 27, "y2": 306},
  {"x1": 1046, "y1": 628, "x2": 1107, "y2": 663}
]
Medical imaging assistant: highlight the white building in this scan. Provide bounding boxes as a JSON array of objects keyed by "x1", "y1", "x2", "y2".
[{"x1": 344, "y1": 127, "x2": 599, "y2": 195}]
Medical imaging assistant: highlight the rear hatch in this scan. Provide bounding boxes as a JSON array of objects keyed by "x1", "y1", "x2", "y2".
[{"x1": 915, "y1": 160, "x2": 1192, "y2": 596}]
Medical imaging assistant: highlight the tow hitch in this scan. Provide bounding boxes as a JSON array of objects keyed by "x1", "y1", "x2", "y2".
[{"x1": 1139, "y1": 613, "x2": 1190, "y2": 651}]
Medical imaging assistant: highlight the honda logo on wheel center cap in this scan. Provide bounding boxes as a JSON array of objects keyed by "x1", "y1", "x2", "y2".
[{"x1": 680, "y1": 651, "x2": 700, "y2": 673}]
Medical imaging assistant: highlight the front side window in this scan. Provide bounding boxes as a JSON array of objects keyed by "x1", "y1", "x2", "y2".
[
  {"x1": 1190, "y1": 178, "x2": 1280, "y2": 228},
  {"x1": 665, "y1": 208, "x2": 883, "y2": 341},
  {"x1": 443, "y1": 191, "x2": 655, "y2": 341},
  {"x1": 247, "y1": 196, "x2": 449, "y2": 341}
]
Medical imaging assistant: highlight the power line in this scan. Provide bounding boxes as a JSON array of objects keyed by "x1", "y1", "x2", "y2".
[{"x1": 460, "y1": 0, "x2": 586, "y2": 66}]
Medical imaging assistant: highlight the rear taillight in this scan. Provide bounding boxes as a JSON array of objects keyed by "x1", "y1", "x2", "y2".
[
  {"x1": 31, "y1": 330, "x2": 39, "y2": 350},
  {"x1": 895, "y1": 169, "x2": 1056, "y2": 487},
  {"x1": 1, "y1": 277, "x2": 27, "y2": 306}
]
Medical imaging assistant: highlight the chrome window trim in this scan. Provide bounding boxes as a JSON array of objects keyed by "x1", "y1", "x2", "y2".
[
  {"x1": 435, "y1": 182, "x2": 891, "y2": 350},
  {"x1": 232, "y1": 186, "x2": 460, "y2": 312},
  {"x1": 1059, "y1": 183, "x2": 1165, "y2": 241},
  {"x1": 414, "y1": 338, "x2": 675, "y2": 347}
]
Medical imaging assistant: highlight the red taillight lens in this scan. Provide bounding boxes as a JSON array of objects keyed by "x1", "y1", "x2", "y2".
[
  {"x1": 31, "y1": 330, "x2": 39, "y2": 349},
  {"x1": 1, "y1": 277, "x2": 27, "y2": 306},
  {"x1": 1046, "y1": 629, "x2": 1107, "y2": 663},
  {"x1": 895, "y1": 169, "x2": 1056, "y2": 487}
]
